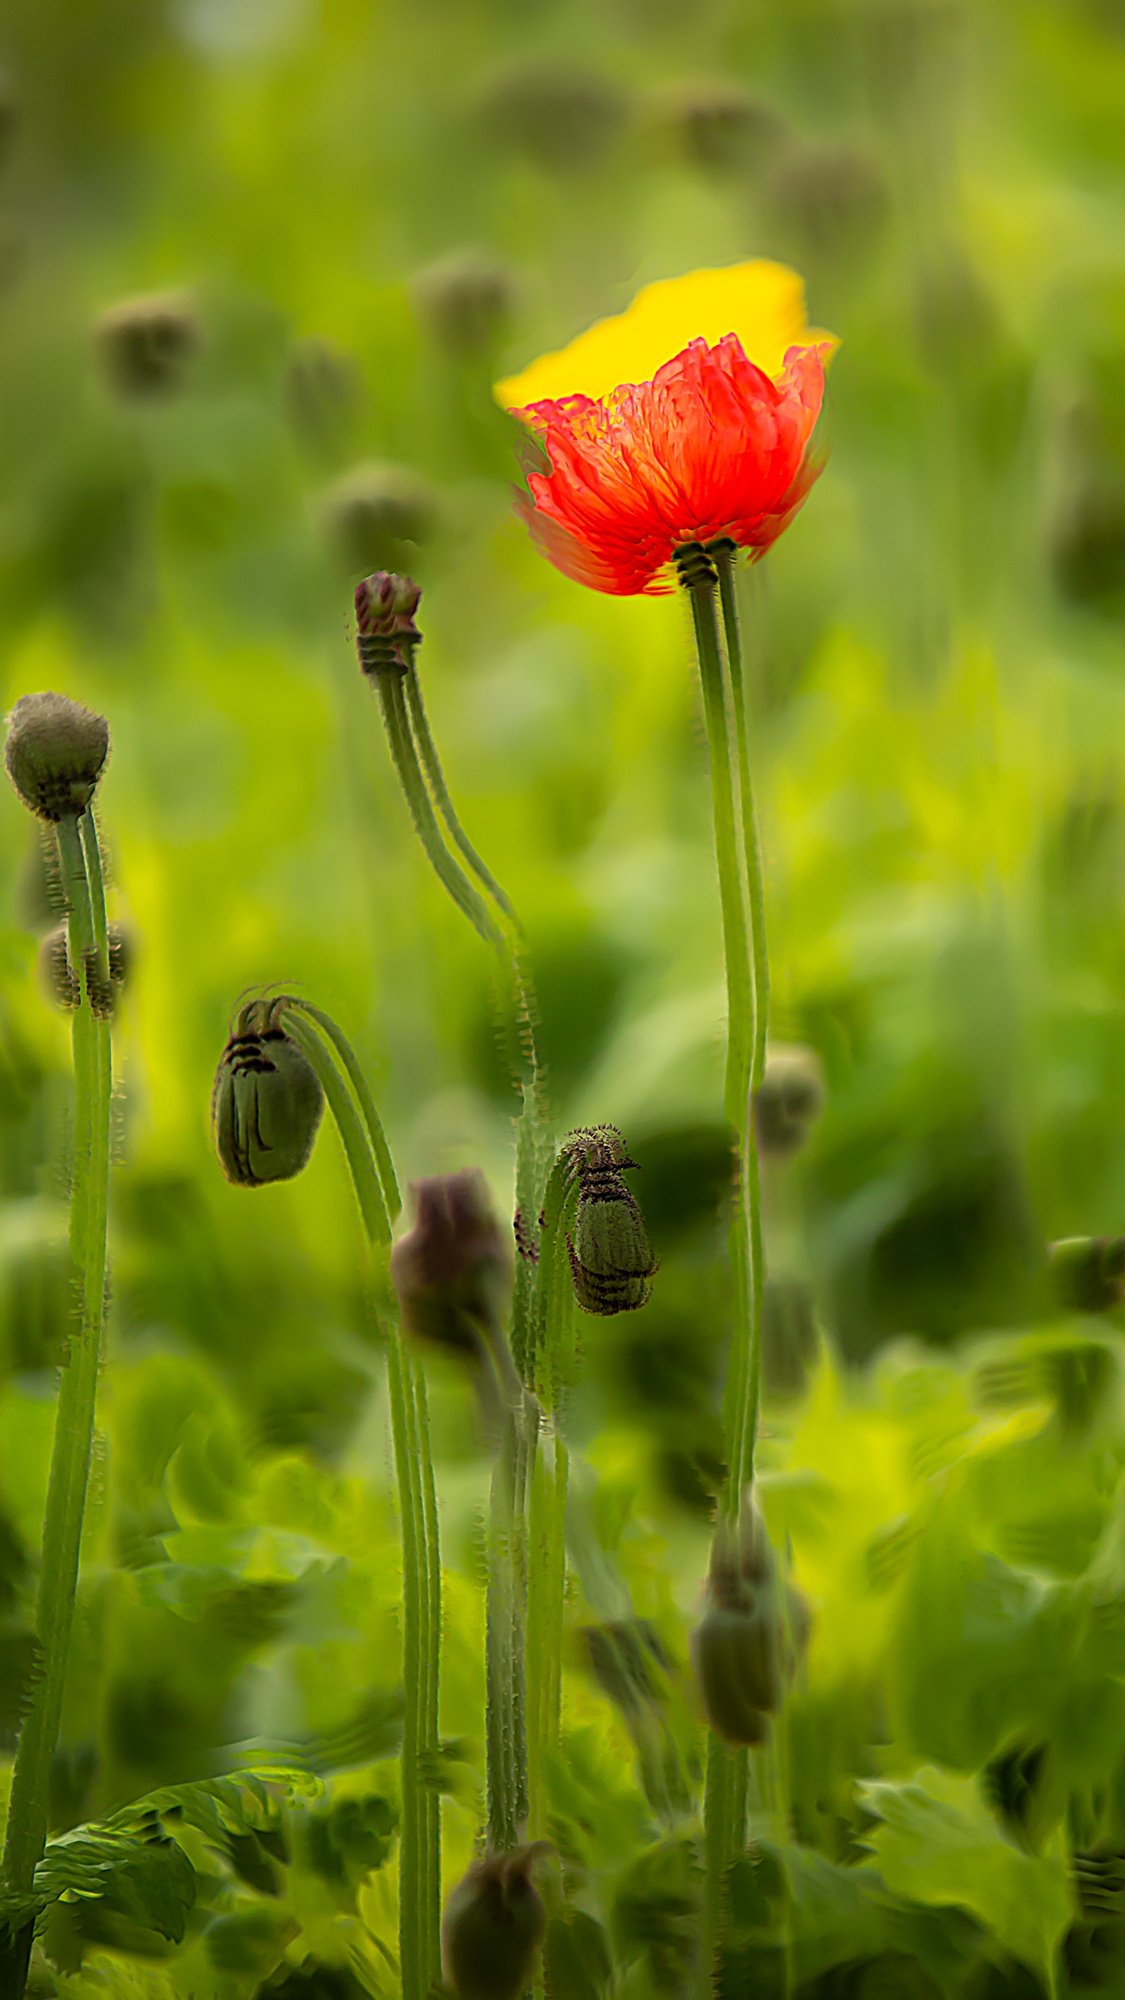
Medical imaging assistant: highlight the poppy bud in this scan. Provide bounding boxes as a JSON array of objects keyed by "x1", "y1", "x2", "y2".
[
  {"x1": 354, "y1": 571, "x2": 422, "y2": 675},
  {"x1": 753, "y1": 1044, "x2": 825, "y2": 1158},
  {"x1": 413, "y1": 251, "x2": 515, "y2": 356},
  {"x1": 690, "y1": 1496, "x2": 809, "y2": 1746},
  {"x1": 285, "y1": 336, "x2": 360, "y2": 459},
  {"x1": 95, "y1": 290, "x2": 199, "y2": 397},
  {"x1": 562, "y1": 1125, "x2": 657, "y2": 1316},
  {"x1": 442, "y1": 1845, "x2": 551, "y2": 2000},
  {"x1": 5, "y1": 692, "x2": 109, "y2": 823},
  {"x1": 212, "y1": 1001, "x2": 325, "y2": 1188},
  {"x1": 765, "y1": 141, "x2": 886, "y2": 265},
  {"x1": 652, "y1": 81, "x2": 786, "y2": 175},
  {"x1": 479, "y1": 58, "x2": 627, "y2": 175},
  {"x1": 1048, "y1": 1236, "x2": 1125, "y2": 1315},
  {"x1": 391, "y1": 1169, "x2": 511, "y2": 1362},
  {"x1": 322, "y1": 461, "x2": 435, "y2": 577}
]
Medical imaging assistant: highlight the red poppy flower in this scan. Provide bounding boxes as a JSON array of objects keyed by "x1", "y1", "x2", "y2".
[{"x1": 497, "y1": 260, "x2": 835, "y2": 596}]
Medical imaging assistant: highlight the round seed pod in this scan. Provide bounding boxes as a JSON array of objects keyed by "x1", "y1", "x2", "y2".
[
  {"x1": 478, "y1": 58, "x2": 627, "y2": 174},
  {"x1": 95, "y1": 290, "x2": 200, "y2": 398},
  {"x1": 1048, "y1": 1236, "x2": 1125, "y2": 1315},
  {"x1": 753, "y1": 1044, "x2": 825, "y2": 1158},
  {"x1": 413, "y1": 251, "x2": 516, "y2": 356},
  {"x1": 442, "y1": 1846, "x2": 550, "y2": 2000},
  {"x1": 213, "y1": 1001, "x2": 325, "y2": 1188},
  {"x1": 652, "y1": 81, "x2": 787, "y2": 175},
  {"x1": 5, "y1": 692, "x2": 109, "y2": 823},
  {"x1": 322, "y1": 461, "x2": 436, "y2": 576}
]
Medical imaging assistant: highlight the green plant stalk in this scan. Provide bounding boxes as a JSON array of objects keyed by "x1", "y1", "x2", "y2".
[
  {"x1": 279, "y1": 1011, "x2": 439, "y2": 2000},
  {"x1": 486, "y1": 1397, "x2": 530, "y2": 1852},
  {"x1": 376, "y1": 670, "x2": 502, "y2": 949},
  {"x1": 403, "y1": 656, "x2": 520, "y2": 927},
  {"x1": 1, "y1": 811, "x2": 112, "y2": 1999}
]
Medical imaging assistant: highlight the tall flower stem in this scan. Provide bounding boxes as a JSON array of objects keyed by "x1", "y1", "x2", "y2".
[
  {"x1": 277, "y1": 1003, "x2": 441, "y2": 2000},
  {"x1": 1, "y1": 811, "x2": 112, "y2": 2000}
]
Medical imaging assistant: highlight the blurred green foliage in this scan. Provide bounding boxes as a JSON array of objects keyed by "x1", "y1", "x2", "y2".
[{"x1": 3, "y1": 0, "x2": 1125, "y2": 1991}]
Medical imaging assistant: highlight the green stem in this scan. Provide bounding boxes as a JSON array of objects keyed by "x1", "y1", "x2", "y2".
[
  {"x1": 386, "y1": 1337, "x2": 425, "y2": 2000},
  {"x1": 285, "y1": 998, "x2": 401, "y2": 1221},
  {"x1": 412, "y1": 1355, "x2": 443, "y2": 1989},
  {"x1": 403, "y1": 657, "x2": 520, "y2": 928},
  {"x1": 1, "y1": 813, "x2": 112, "y2": 1991},
  {"x1": 376, "y1": 671, "x2": 501, "y2": 949},
  {"x1": 486, "y1": 1401, "x2": 529, "y2": 1851}
]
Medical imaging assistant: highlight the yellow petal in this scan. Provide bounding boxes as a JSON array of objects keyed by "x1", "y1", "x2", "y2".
[{"x1": 495, "y1": 259, "x2": 836, "y2": 410}]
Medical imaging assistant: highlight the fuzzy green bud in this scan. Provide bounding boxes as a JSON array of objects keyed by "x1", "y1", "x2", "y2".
[
  {"x1": 95, "y1": 290, "x2": 199, "y2": 397},
  {"x1": 323, "y1": 461, "x2": 435, "y2": 577},
  {"x1": 213, "y1": 1000, "x2": 325, "y2": 1188},
  {"x1": 690, "y1": 1496, "x2": 810, "y2": 1746},
  {"x1": 478, "y1": 58, "x2": 626, "y2": 174},
  {"x1": 651, "y1": 81, "x2": 786, "y2": 175},
  {"x1": 413, "y1": 251, "x2": 515, "y2": 355},
  {"x1": 562, "y1": 1124, "x2": 657, "y2": 1316},
  {"x1": 442, "y1": 1845, "x2": 551, "y2": 2000},
  {"x1": 5, "y1": 692, "x2": 109, "y2": 823},
  {"x1": 391, "y1": 1169, "x2": 511, "y2": 1362},
  {"x1": 753, "y1": 1043, "x2": 825, "y2": 1158}
]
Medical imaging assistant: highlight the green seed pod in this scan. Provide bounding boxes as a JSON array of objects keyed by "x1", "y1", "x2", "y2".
[
  {"x1": 442, "y1": 1845, "x2": 551, "y2": 2000},
  {"x1": 323, "y1": 461, "x2": 436, "y2": 577},
  {"x1": 95, "y1": 289, "x2": 199, "y2": 397},
  {"x1": 753, "y1": 1044, "x2": 825, "y2": 1158},
  {"x1": 651, "y1": 81, "x2": 787, "y2": 175},
  {"x1": 690, "y1": 1495, "x2": 810, "y2": 1746},
  {"x1": 1048, "y1": 1235, "x2": 1125, "y2": 1315},
  {"x1": 213, "y1": 1000, "x2": 325, "y2": 1188},
  {"x1": 562, "y1": 1124, "x2": 657, "y2": 1316},
  {"x1": 5, "y1": 691, "x2": 109, "y2": 823}
]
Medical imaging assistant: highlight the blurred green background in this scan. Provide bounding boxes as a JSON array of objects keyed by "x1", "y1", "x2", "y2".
[{"x1": 4, "y1": 0, "x2": 1125, "y2": 1992}]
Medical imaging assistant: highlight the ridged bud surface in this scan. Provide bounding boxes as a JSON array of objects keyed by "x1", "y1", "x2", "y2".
[{"x1": 213, "y1": 1001, "x2": 325, "y2": 1188}]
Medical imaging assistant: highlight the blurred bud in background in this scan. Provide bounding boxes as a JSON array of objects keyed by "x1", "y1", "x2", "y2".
[
  {"x1": 0, "y1": 69, "x2": 19, "y2": 170},
  {"x1": 764, "y1": 140, "x2": 886, "y2": 272},
  {"x1": 284, "y1": 337, "x2": 362, "y2": 464},
  {"x1": 646, "y1": 81, "x2": 787, "y2": 176},
  {"x1": 95, "y1": 290, "x2": 200, "y2": 398},
  {"x1": 321, "y1": 461, "x2": 436, "y2": 577},
  {"x1": 37, "y1": 919, "x2": 132, "y2": 1015},
  {"x1": 213, "y1": 1001, "x2": 325, "y2": 1189},
  {"x1": 913, "y1": 254, "x2": 999, "y2": 384},
  {"x1": 477, "y1": 58, "x2": 628, "y2": 174},
  {"x1": 760, "y1": 1275, "x2": 821, "y2": 1400},
  {"x1": 754, "y1": 1043, "x2": 825, "y2": 1159},
  {"x1": 391, "y1": 1169, "x2": 512, "y2": 1365},
  {"x1": 413, "y1": 250, "x2": 516, "y2": 358},
  {"x1": 5, "y1": 691, "x2": 109, "y2": 823},
  {"x1": 442, "y1": 1844, "x2": 551, "y2": 2000},
  {"x1": 1049, "y1": 398, "x2": 1125, "y2": 615},
  {"x1": 1048, "y1": 1236, "x2": 1125, "y2": 1315},
  {"x1": 691, "y1": 1494, "x2": 810, "y2": 1746}
]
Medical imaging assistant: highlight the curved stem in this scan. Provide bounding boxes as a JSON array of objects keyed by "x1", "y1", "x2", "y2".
[
  {"x1": 404, "y1": 657, "x2": 520, "y2": 928},
  {"x1": 1, "y1": 812, "x2": 112, "y2": 1997},
  {"x1": 376, "y1": 671, "x2": 501, "y2": 949}
]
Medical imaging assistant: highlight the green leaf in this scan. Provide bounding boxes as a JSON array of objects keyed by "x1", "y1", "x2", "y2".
[{"x1": 859, "y1": 1765, "x2": 1075, "y2": 1986}]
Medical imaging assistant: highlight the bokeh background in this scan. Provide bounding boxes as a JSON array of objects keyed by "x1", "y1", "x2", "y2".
[{"x1": 4, "y1": 0, "x2": 1125, "y2": 1993}]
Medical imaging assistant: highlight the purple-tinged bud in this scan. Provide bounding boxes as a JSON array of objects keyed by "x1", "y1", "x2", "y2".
[
  {"x1": 442, "y1": 1845, "x2": 551, "y2": 2000},
  {"x1": 690, "y1": 1495, "x2": 810, "y2": 1746},
  {"x1": 5, "y1": 692, "x2": 109, "y2": 822},
  {"x1": 95, "y1": 290, "x2": 199, "y2": 397},
  {"x1": 354, "y1": 571, "x2": 422, "y2": 678},
  {"x1": 753, "y1": 1043, "x2": 825, "y2": 1158},
  {"x1": 391, "y1": 1169, "x2": 511, "y2": 1362}
]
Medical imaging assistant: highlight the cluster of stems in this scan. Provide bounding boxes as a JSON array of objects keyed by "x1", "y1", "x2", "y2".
[
  {"x1": 674, "y1": 539, "x2": 775, "y2": 1983},
  {"x1": 0, "y1": 811, "x2": 113, "y2": 2000},
  {"x1": 273, "y1": 997, "x2": 444, "y2": 2000}
]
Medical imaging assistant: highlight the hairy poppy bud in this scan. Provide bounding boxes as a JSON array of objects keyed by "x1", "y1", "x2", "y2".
[
  {"x1": 442, "y1": 1845, "x2": 551, "y2": 2000},
  {"x1": 1048, "y1": 1236, "x2": 1125, "y2": 1315},
  {"x1": 753, "y1": 1044, "x2": 825, "y2": 1158},
  {"x1": 765, "y1": 140, "x2": 886, "y2": 265},
  {"x1": 5, "y1": 692, "x2": 109, "y2": 823},
  {"x1": 95, "y1": 290, "x2": 199, "y2": 397},
  {"x1": 213, "y1": 1000, "x2": 325, "y2": 1188},
  {"x1": 413, "y1": 251, "x2": 515, "y2": 356},
  {"x1": 323, "y1": 461, "x2": 435, "y2": 577},
  {"x1": 690, "y1": 1496, "x2": 809, "y2": 1746},
  {"x1": 652, "y1": 81, "x2": 786, "y2": 175},
  {"x1": 391, "y1": 1169, "x2": 511, "y2": 1361},
  {"x1": 562, "y1": 1124, "x2": 657, "y2": 1316},
  {"x1": 354, "y1": 571, "x2": 422, "y2": 675}
]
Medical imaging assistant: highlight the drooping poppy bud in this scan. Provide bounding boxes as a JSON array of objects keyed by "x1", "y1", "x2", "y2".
[
  {"x1": 562, "y1": 1124, "x2": 657, "y2": 1316},
  {"x1": 441, "y1": 1845, "x2": 551, "y2": 2000},
  {"x1": 1048, "y1": 1235, "x2": 1125, "y2": 1315},
  {"x1": 690, "y1": 1494, "x2": 810, "y2": 1746},
  {"x1": 95, "y1": 290, "x2": 199, "y2": 397},
  {"x1": 753, "y1": 1044, "x2": 825, "y2": 1158},
  {"x1": 413, "y1": 251, "x2": 515, "y2": 356},
  {"x1": 5, "y1": 692, "x2": 109, "y2": 823},
  {"x1": 212, "y1": 1000, "x2": 325, "y2": 1188},
  {"x1": 391, "y1": 1169, "x2": 511, "y2": 1363},
  {"x1": 478, "y1": 58, "x2": 626, "y2": 174}
]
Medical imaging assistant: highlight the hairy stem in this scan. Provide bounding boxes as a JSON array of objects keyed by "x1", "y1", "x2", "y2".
[{"x1": 1, "y1": 812, "x2": 112, "y2": 1997}]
